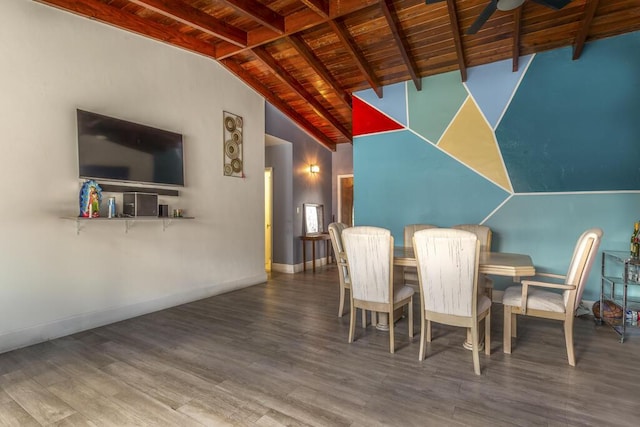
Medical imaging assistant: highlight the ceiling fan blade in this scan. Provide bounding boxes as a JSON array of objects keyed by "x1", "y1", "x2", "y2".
[
  {"x1": 529, "y1": 0, "x2": 572, "y2": 10},
  {"x1": 467, "y1": 0, "x2": 498, "y2": 35}
]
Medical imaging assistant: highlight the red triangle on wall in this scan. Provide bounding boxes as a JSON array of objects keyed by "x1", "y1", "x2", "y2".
[{"x1": 352, "y1": 97, "x2": 404, "y2": 136}]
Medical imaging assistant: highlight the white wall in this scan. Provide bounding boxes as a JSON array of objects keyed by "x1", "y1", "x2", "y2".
[{"x1": 0, "y1": 0, "x2": 266, "y2": 353}]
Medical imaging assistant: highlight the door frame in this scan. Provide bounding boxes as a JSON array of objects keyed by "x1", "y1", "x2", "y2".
[{"x1": 264, "y1": 167, "x2": 273, "y2": 272}]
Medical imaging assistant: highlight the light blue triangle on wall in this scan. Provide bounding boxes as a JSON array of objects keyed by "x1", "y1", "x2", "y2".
[
  {"x1": 465, "y1": 55, "x2": 533, "y2": 130},
  {"x1": 354, "y1": 81, "x2": 407, "y2": 126}
]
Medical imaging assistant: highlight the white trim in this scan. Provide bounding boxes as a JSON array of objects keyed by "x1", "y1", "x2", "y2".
[{"x1": 272, "y1": 257, "x2": 331, "y2": 274}]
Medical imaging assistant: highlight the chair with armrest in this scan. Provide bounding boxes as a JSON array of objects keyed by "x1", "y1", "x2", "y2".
[
  {"x1": 502, "y1": 228, "x2": 603, "y2": 366},
  {"x1": 452, "y1": 224, "x2": 494, "y2": 300},
  {"x1": 328, "y1": 222, "x2": 368, "y2": 327},
  {"x1": 403, "y1": 224, "x2": 438, "y2": 288},
  {"x1": 342, "y1": 226, "x2": 414, "y2": 353},
  {"x1": 413, "y1": 228, "x2": 491, "y2": 375}
]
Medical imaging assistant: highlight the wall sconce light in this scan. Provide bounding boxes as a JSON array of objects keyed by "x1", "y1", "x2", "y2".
[{"x1": 309, "y1": 164, "x2": 320, "y2": 174}]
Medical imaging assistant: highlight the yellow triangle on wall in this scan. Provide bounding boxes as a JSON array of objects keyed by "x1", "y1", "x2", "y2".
[{"x1": 439, "y1": 98, "x2": 513, "y2": 192}]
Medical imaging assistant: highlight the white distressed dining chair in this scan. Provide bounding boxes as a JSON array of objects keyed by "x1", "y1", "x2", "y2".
[
  {"x1": 502, "y1": 228, "x2": 603, "y2": 366},
  {"x1": 328, "y1": 222, "x2": 368, "y2": 326},
  {"x1": 403, "y1": 224, "x2": 438, "y2": 288},
  {"x1": 342, "y1": 226, "x2": 414, "y2": 353},
  {"x1": 413, "y1": 228, "x2": 491, "y2": 375},
  {"x1": 452, "y1": 224, "x2": 494, "y2": 300}
]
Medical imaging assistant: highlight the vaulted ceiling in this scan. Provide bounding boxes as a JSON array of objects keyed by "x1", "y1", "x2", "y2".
[{"x1": 36, "y1": 0, "x2": 640, "y2": 150}]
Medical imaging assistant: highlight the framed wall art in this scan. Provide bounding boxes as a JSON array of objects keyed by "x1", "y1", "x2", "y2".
[{"x1": 223, "y1": 111, "x2": 243, "y2": 177}]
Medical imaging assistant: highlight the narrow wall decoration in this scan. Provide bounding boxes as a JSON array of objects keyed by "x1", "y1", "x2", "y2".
[{"x1": 223, "y1": 111, "x2": 243, "y2": 177}]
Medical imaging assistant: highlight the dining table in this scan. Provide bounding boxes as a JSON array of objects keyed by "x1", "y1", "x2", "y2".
[
  {"x1": 380, "y1": 247, "x2": 536, "y2": 349},
  {"x1": 393, "y1": 246, "x2": 536, "y2": 278}
]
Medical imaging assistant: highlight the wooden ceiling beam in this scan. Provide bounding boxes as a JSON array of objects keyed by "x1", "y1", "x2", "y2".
[
  {"x1": 128, "y1": 0, "x2": 246, "y2": 47},
  {"x1": 220, "y1": 0, "x2": 285, "y2": 34},
  {"x1": 287, "y1": 35, "x2": 352, "y2": 110},
  {"x1": 380, "y1": 0, "x2": 421, "y2": 91},
  {"x1": 221, "y1": 59, "x2": 337, "y2": 151},
  {"x1": 328, "y1": 19, "x2": 383, "y2": 98},
  {"x1": 35, "y1": 0, "x2": 220, "y2": 55},
  {"x1": 445, "y1": 0, "x2": 467, "y2": 82},
  {"x1": 300, "y1": 0, "x2": 330, "y2": 18},
  {"x1": 217, "y1": 0, "x2": 379, "y2": 59},
  {"x1": 573, "y1": 0, "x2": 601, "y2": 60},
  {"x1": 252, "y1": 47, "x2": 351, "y2": 141},
  {"x1": 512, "y1": 7, "x2": 521, "y2": 72}
]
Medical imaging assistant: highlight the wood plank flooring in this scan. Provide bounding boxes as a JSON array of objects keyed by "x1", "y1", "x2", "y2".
[{"x1": 1, "y1": 265, "x2": 640, "y2": 426}]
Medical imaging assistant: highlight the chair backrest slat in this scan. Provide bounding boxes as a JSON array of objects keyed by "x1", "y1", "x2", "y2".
[
  {"x1": 452, "y1": 224, "x2": 492, "y2": 253},
  {"x1": 563, "y1": 228, "x2": 603, "y2": 311},
  {"x1": 413, "y1": 228, "x2": 479, "y2": 317},
  {"x1": 343, "y1": 226, "x2": 393, "y2": 304},
  {"x1": 404, "y1": 224, "x2": 438, "y2": 248},
  {"x1": 328, "y1": 222, "x2": 349, "y2": 279}
]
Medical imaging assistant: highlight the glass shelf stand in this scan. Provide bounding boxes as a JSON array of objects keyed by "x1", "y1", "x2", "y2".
[{"x1": 600, "y1": 250, "x2": 640, "y2": 343}]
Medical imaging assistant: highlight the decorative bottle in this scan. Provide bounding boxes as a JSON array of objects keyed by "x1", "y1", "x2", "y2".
[{"x1": 631, "y1": 222, "x2": 639, "y2": 259}]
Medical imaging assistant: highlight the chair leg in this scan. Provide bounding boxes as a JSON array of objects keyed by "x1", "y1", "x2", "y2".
[
  {"x1": 389, "y1": 310, "x2": 395, "y2": 354},
  {"x1": 361, "y1": 309, "x2": 366, "y2": 328},
  {"x1": 564, "y1": 319, "x2": 576, "y2": 366},
  {"x1": 503, "y1": 305, "x2": 512, "y2": 354},
  {"x1": 471, "y1": 324, "x2": 481, "y2": 375},
  {"x1": 419, "y1": 315, "x2": 426, "y2": 360},
  {"x1": 484, "y1": 311, "x2": 491, "y2": 356},
  {"x1": 512, "y1": 314, "x2": 517, "y2": 337},
  {"x1": 426, "y1": 320, "x2": 432, "y2": 342},
  {"x1": 338, "y1": 285, "x2": 346, "y2": 317},
  {"x1": 408, "y1": 298, "x2": 414, "y2": 339},
  {"x1": 348, "y1": 300, "x2": 356, "y2": 343}
]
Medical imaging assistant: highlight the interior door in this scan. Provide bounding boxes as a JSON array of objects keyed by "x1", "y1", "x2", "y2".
[{"x1": 338, "y1": 174, "x2": 354, "y2": 226}]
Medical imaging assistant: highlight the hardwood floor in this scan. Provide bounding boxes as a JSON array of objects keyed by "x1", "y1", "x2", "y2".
[{"x1": 1, "y1": 265, "x2": 639, "y2": 426}]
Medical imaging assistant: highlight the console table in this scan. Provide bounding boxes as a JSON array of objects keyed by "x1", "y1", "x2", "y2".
[{"x1": 300, "y1": 233, "x2": 331, "y2": 273}]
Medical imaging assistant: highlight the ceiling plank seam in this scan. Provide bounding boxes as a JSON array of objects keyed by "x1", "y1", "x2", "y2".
[{"x1": 328, "y1": 19, "x2": 383, "y2": 98}]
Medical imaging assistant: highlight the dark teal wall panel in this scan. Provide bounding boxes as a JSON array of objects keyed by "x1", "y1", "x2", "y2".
[
  {"x1": 354, "y1": 130, "x2": 509, "y2": 245},
  {"x1": 497, "y1": 31, "x2": 640, "y2": 193}
]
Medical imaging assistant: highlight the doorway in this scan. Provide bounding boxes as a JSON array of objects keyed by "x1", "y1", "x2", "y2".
[
  {"x1": 337, "y1": 174, "x2": 354, "y2": 226},
  {"x1": 264, "y1": 167, "x2": 273, "y2": 272}
]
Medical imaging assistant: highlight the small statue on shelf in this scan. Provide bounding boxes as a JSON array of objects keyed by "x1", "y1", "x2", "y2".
[{"x1": 79, "y1": 180, "x2": 102, "y2": 218}]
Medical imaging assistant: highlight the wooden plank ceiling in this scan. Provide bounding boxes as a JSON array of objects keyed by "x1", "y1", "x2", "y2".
[{"x1": 36, "y1": 0, "x2": 640, "y2": 151}]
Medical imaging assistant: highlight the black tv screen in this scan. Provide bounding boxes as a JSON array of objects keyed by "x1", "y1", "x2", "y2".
[{"x1": 77, "y1": 109, "x2": 184, "y2": 187}]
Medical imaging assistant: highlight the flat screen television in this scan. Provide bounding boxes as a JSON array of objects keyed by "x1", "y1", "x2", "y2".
[{"x1": 77, "y1": 109, "x2": 184, "y2": 187}]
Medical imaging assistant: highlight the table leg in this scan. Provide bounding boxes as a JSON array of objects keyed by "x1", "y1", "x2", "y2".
[
  {"x1": 312, "y1": 240, "x2": 316, "y2": 272},
  {"x1": 302, "y1": 240, "x2": 307, "y2": 272}
]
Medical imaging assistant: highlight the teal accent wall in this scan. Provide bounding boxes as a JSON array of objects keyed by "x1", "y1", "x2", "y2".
[
  {"x1": 353, "y1": 31, "x2": 640, "y2": 301},
  {"x1": 354, "y1": 130, "x2": 508, "y2": 244}
]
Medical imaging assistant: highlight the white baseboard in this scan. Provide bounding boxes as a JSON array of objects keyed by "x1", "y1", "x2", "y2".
[
  {"x1": 0, "y1": 273, "x2": 267, "y2": 355},
  {"x1": 272, "y1": 257, "x2": 331, "y2": 274}
]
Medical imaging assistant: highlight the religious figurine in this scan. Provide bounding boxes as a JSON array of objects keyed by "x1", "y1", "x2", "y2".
[{"x1": 79, "y1": 180, "x2": 102, "y2": 218}]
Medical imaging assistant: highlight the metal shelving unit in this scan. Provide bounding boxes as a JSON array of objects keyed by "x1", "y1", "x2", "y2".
[{"x1": 600, "y1": 250, "x2": 640, "y2": 343}]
